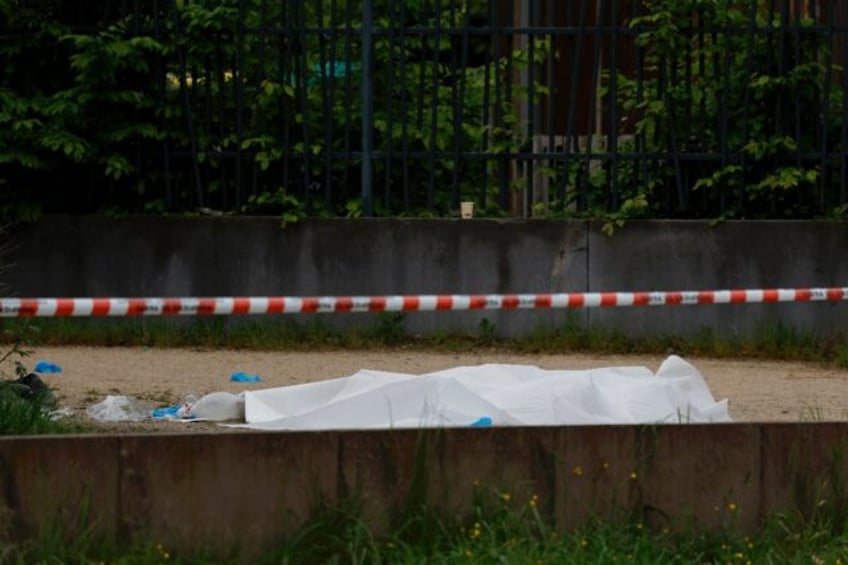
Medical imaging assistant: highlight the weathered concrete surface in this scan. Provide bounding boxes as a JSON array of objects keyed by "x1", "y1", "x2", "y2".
[
  {"x1": 0, "y1": 424, "x2": 846, "y2": 556},
  {"x1": 118, "y1": 432, "x2": 338, "y2": 553},
  {"x1": 5, "y1": 216, "x2": 588, "y2": 337},
  {"x1": 5, "y1": 216, "x2": 848, "y2": 337},
  {"x1": 0, "y1": 435, "x2": 121, "y2": 542},
  {"x1": 759, "y1": 423, "x2": 848, "y2": 518},
  {"x1": 587, "y1": 220, "x2": 848, "y2": 336}
]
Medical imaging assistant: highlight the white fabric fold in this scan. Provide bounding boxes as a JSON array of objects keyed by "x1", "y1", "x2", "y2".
[{"x1": 237, "y1": 355, "x2": 731, "y2": 430}]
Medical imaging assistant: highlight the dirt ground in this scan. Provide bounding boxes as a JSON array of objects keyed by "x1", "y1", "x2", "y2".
[{"x1": 9, "y1": 346, "x2": 848, "y2": 432}]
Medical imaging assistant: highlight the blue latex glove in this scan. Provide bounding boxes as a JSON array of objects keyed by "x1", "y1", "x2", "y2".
[
  {"x1": 470, "y1": 416, "x2": 493, "y2": 427},
  {"x1": 231, "y1": 372, "x2": 262, "y2": 383},
  {"x1": 151, "y1": 405, "x2": 181, "y2": 419},
  {"x1": 34, "y1": 361, "x2": 63, "y2": 374}
]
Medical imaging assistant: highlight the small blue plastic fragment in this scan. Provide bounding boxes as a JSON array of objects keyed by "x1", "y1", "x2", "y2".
[
  {"x1": 231, "y1": 372, "x2": 262, "y2": 383},
  {"x1": 151, "y1": 405, "x2": 180, "y2": 419},
  {"x1": 470, "y1": 416, "x2": 493, "y2": 428},
  {"x1": 34, "y1": 361, "x2": 63, "y2": 374}
]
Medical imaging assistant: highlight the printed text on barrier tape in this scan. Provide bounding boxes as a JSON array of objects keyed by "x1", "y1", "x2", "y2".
[{"x1": 1, "y1": 288, "x2": 847, "y2": 317}]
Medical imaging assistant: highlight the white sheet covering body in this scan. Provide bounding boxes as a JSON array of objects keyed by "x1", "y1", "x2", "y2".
[{"x1": 239, "y1": 355, "x2": 731, "y2": 430}]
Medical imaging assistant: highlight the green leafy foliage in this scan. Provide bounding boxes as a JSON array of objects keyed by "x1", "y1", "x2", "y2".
[
  {"x1": 2, "y1": 0, "x2": 846, "y2": 222},
  {"x1": 608, "y1": 0, "x2": 847, "y2": 220},
  {"x1": 0, "y1": 0, "x2": 545, "y2": 221}
]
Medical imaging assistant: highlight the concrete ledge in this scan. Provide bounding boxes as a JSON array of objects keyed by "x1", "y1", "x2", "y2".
[{"x1": 0, "y1": 424, "x2": 847, "y2": 556}]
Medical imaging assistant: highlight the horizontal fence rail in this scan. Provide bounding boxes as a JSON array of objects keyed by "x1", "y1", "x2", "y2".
[{"x1": 2, "y1": 288, "x2": 847, "y2": 317}]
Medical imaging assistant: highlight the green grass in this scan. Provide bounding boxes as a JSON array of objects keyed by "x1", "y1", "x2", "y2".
[
  {"x1": 0, "y1": 381, "x2": 90, "y2": 435},
  {"x1": 5, "y1": 315, "x2": 848, "y2": 368},
  {"x1": 2, "y1": 491, "x2": 848, "y2": 563},
  {"x1": 0, "y1": 385, "x2": 60, "y2": 435}
]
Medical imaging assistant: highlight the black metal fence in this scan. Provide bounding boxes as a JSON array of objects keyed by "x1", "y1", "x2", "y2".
[{"x1": 3, "y1": 0, "x2": 848, "y2": 219}]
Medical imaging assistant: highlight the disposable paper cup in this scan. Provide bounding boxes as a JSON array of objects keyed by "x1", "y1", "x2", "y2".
[{"x1": 460, "y1": 201, "x2": 474, "y2": 219}]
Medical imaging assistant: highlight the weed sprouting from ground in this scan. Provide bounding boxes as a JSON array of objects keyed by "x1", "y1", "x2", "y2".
[
  {"x1": 0, "y1": 322, "x2": 89, "y2": 435},
  {"x1": 0, "y1": 386, "x2": 58, "y2": 434},
  {"x1": 834, "y1": 343, "x2": 848, "y2": 369}
]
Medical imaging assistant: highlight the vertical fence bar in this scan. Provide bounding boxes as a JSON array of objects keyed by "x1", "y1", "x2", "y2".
[
  {"x1": 399, "y1": 0, "x2": 410, "y2": 209},
  {"x1": 281, "y1": 0, "x2": 292, "y2": 200},
  {"x1": 296, "y1": 0, "x2": 311, "y2": 208},
  {"x1": 525, "y1": 0, "x2": 535, "y2": 216},
  {"x1": 738, "y1": 0, "x2": 757, "y2": 214},
  {"x1": 559, "y1": 0, "x2": 588, "y2": 209},
  {"x1": 774, "y1": 0, "x2": 787, "y2": 214},
  {"x1": 326, "y1": 0, "x2": 340, "y2": 206},
  {"x1": 681, "y1": 6, "x2": 693, "y2": 208},
  {"x1": 427, "y1": 0, "x2": 441, "y2": 210},
  {"x1": 636, "y1": 0, "x2": 648, "y2": 205},
  {"x1": 384, "y1": 0, "x2": 397, "y2": 210},
  {"x1": 546, "y1": 0, "x2": 557, "y2": 212},
  {"x1": 490, "y1": 0, "x2": 505, "y2": 209},
  {"x1": 693, "y1": 4, "x2": 703, "y2": 211},
  {"x1": 170, "y1": 0, "x2": 204, "y2": 209},
  {"x1": 234, "y1": 0, "x2": 245, "y2": 209},
  {"x1": 153, "y1": 0, "x2": 174, "y2": 210},
  {"x1": 584, "y1": 0, "x2": 604, "y2": 210},
  {"x1": 213, "y1": 0, "x2": 227, "y2": 208},
  {"x1": 361, "y1": 0, "x2": 374, "y2": 216},
  {"x1": 719, "y1": 7, "x2": 731, "y2": 212},
  {"x1": 668, "y1": 1, "x2": 685, "y2": 212},
  {"x1": 792, "y1": 0, "x2": 803, "y2": 212},
  {"x1": 448, "y1": 1, "x2": 460, "y2": 208},
  {"x1": 502, "y1": 5, "x2": 514, "y2": 211},
  {"x1": 608, "y1": 0, "x2": 619, "y2": 210},
  {"x1": 821, "y1": 0, "x2": 833, "y2": 210},
  {"x1": 342, "y1": 0, "x2": 354, "y2": 199},
  {"x1": 252, "y1": 0, "x2": 268, "y2": 200},
  {"x1": 480, "y1": 0, "x2": 493, "y2": 211},
  {"x1": 843, "y1": 1, "x2": 848, "y2": 204},
  {"x1": 327, "y1": 0, "x2": 340, "y2": 208},
  {"x1": 132, "y1": 0, "x2": 142, "y2": 202},
  {"x1": 452, "y1": 0, "x2": 471, "y2": 209},
  {"x1": 666, "y1": 50, "x2": 684, "y2": 213},
  {"x1": 316, "y1": 0, "x2": 332, "y2": 208}
]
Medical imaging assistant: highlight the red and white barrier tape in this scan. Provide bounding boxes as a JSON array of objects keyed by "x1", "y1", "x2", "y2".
[{"x1": 1, "y1": 287, "x2": 847, "y2": 317}]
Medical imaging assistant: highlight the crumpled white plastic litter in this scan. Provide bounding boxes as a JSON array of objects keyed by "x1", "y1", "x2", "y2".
[
  {"x1": 49, "y1": 407, "x2": 74, "y2": 421},
  {"x1": 178, "y1": 391, "x2": 245, "y2": 421},
  {"x1": 86, "y1": 395, "x2": 150, "y2": 422}
]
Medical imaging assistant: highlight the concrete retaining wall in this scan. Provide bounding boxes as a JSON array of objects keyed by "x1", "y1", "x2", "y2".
[
  {"x1": 1, "y1": 424, "x2": 847, "y2": 557},
  {"x1": 4, "y1": 216, "x2": 848, "y2": 337}
]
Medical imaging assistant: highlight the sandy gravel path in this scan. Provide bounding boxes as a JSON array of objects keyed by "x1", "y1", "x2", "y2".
[{"x1": 7, "y1": 346, "x2": 848, "y2": 431}]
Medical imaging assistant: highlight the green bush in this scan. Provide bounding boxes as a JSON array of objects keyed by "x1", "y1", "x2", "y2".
[
  {"x1": 0, "y1": 0, "x2": 545, "y2": 220},
  {"x1": 2, "y1": 0, "x2": 846, "y2": 221},
  {"x1": 607, "y1": 0, "x2": 846, "y2": 220}
]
